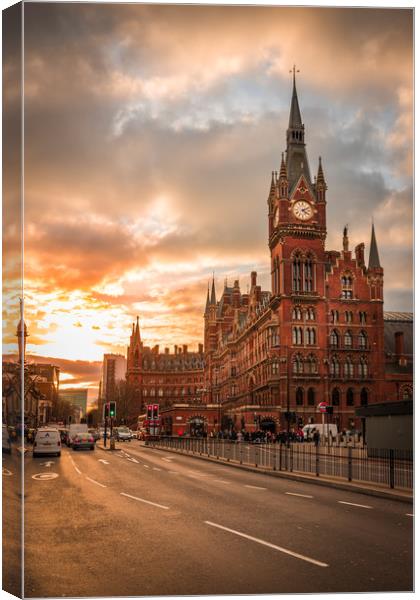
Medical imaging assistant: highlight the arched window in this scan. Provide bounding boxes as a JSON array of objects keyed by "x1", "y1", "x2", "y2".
[
  {"x1": 402, "y1": 386, "x2": 412, "y2": 401},
  {"x1": 358, "y1": 331, "x2": 368, "y2": 349},
  {"x1": 344, "y1": 330, "x2": 352, "y2": 348},
  {"x1": 330, "y1": 356, "x2": 340, "y2": 377},
  {"x1": 308, "y1": 307, "x2": 316, "y2": 320},
  {"x1": 341, "y1": 275, "x2": 353, "y2": 299},
  {"x1": 292, "y1": 307, "x2": 302, "y2": 320},
  {"x1": 332, "y1": 388, "x2": 340, "y2": 406},
  {"x1": 296, "y1": 388, "x2": 304, "y2": 406},
  {"x1": 361, "y1": 388, "x2": 369, "y2": 406},
  {"x1": 359, "y1": 311, "x2": 367, "y2": 324},
  {"x1": 344, "y1": 357, "x2": 354, "y2": 378},
  {"x1": 292, "y1": 354, "x2": 304, "y2": 374},
  {"x1": 134, "y1": 349, "x2": 140, "y2": 367},
  {"x1": 345, "y1": 311, "x2": 353, "y2": 323},
  {"x1": 304, "y1": 257, "x2": 313, "y2": 292},
  {"x1": 305, "y1": 327, "x2": 316, "y2": 345},
  {"x1": 305, "y1": 355, "x2": 318, "y2": 374},
  {"x1": 330, "y1": 330, "x2": 339, "y2": 347},
  {"x1": 292, "y1": 255, "x2": 302, "y2": 291},
  {"x1": 331, "y1": 310, "x2": 339, "y2": 324},
  {"x1": 293, "y1": 327, "x2": 303, "y2": 345},
  {"x1": 307, "y1": 388, "x2": 315, "y2": 405},
  {"x1": 346, "y1": 388, "x2": 354, "y2": 406},
  {"x1": 358, "y1": 358, "x2": 368, "y2": 378}
]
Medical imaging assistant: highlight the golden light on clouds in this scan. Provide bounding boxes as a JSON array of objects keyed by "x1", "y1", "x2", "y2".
[{"x1": 2, "y1": 4, "x2": 412, "y2": 394}]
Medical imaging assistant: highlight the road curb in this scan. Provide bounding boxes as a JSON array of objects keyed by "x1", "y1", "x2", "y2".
[{"x1": 145, "y1": 444, "x2": 413, "y2": 504}]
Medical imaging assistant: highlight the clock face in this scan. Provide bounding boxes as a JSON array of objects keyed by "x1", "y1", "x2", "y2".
[{"x1": 293, "y1": 200, "x2": 313, "y2": 221}]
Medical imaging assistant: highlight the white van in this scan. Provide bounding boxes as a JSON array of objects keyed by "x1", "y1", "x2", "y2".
[
  {"x1": 303, "y1": 423, "x2": 338, "y2": 441},
  {"x1": 33, "y1": 428, "x2": 61, "y2": 457}
]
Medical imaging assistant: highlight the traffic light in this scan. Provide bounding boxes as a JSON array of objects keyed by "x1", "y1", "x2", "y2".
[
  {"x1": 326, "y1": 406, "x2": 334, "y2": 415},
  {"x1": 152, "y1": 404, "x2": 159, "y2": 420},
  {"x1": 104, "y1": 403, "x2": 109, "y2": 419},
  {"x1": 109, "y1": 401, "x2": 116, "y2": 418}
]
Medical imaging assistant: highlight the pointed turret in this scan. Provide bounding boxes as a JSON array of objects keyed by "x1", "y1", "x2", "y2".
[
  {"x1": 210, "y1": 275, "x2": 216, "y2": 305},
  {"x1": 16, "y1": 300, "x2": 28, "y2": 364},
  {"x1": 279, "y1": 153, "x2": 288, "y2": 198},
  {"x1": 343, "y1": 225, "x2": 349, "y2": 252},
  {"x1": 134, "y1": 315, "x2": 141, "y2": 343},
  {"x1": 368, "y1": 223, "x2": 381, "y2": 269},
  {"x1": 204, "y1": 284, "x2": 210, "y2": 314},
  {"x1": 285, "y1": 67, "x2": 311, "y2": 191}
]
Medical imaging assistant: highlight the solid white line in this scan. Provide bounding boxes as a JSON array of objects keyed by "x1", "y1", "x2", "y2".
[
  {"x1": 120, "y1": 492, "x2": 169, "y2": 510},
  {"x1": 285, "y1": 492, "x2": 314, "y2": 499},
  {"x1": 153, "y1": 467, "x2": 162, "y2": 471},
  {"x1": 213, "y1": 479, "x2": 231, "y2": 484},
  {"x1": 205, "y1": 521, "x2": 329, "y2": 568},
  {"x1": 74, "y1": 466, "x2": 82, "y2": 475},
  {"x1": 245, "y1": 484, "x2": 267, "y2": 490},
  {"x1": 85, "y1": 476, "x2": 107, "y2": 488},
  {"x1": 338, "y1": 501, "x2": 372, "y2": 509}
]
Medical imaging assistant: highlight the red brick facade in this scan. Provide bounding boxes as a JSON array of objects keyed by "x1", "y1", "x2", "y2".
[{"x1": 127, "y1": 75, "x2": 412, "y2": 436}]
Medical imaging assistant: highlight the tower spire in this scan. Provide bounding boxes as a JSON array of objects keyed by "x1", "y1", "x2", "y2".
[
  {"x1": 285, "y1": 67, "x2": 311, "y2": 191},
  {"x1": 205, "y1": 283, "x2": 210, "y2": 313},
  {"x1": 368, "y1": 223, "x2": 381, "y2": 269},
  {"x1": 134, "y1": 315, "x2": 141, "y2": 342}
]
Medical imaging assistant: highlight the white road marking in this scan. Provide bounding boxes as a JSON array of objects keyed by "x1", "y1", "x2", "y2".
[
  {"x1": 143, "y1": 464, "x2": 151, "y2": 469},
  {"x1": 153, "y1": 467, "x2": 162, "y2": 471},
  {"x1": 85, "y1": 476, "x2": 107, "y2": 488},
  {"x1": 205, "y1": 521, "x2": 329, "y2": 568},
  {"x1": 32, "y1": 472, "x2": 59, "y2": 481},
  {"x1": 162, "y1": 458, "x2": 172, "y2": 463},
  {"x1": 40, "y1": 461, "x2": 54, "y2": 467},
  {"x1": 213, "y1": 479, "x2": 231, "y2": 484},
  {"x1": 245, "y1": 484, "x2": 267, "y2": 490},
  {"x1": 120, "y1": 492, "x2": 169, "y2": 510},
  {"x1": 68, "y1": 456, "x2": 81, "y2": 474},
  {"x1": 127, "y1": 457, "x2": 139, "y2": 464},
  {"x1": 98, "y1": 459, "x2": 110, "y2": 465},
  {"x1": 168, "y1": 471, "x2": 180, "y2": 474},
  {"x1": 338, "y1": 501, "x2": 372, "y2": 509},
  {"x1": 285, "y1": 492, "x2": 314, "y2": 499},
  {"x1": 2, "y1": 468, "x2": 13, "y2": 476}
]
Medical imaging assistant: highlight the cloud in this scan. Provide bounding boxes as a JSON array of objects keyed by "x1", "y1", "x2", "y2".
[{"x1": 8, "y1": 3, "x2": 411, "y2": 389}]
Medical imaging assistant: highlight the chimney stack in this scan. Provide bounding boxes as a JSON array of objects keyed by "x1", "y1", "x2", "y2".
[{"x1": 251, "y1": 271, "x2": 257, "y2": 287}]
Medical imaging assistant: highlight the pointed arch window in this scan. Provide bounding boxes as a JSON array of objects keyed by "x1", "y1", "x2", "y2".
[
  {"x1": 330, "y1": 330, "x2": 339, "y2": 348},
  {"x1": 305, "y1": 327, "x2": 316, "y2": 345},
  {"x1": 346, "y1": 388, "x2": 354, "y2": 406},
  {"x1": 358, "y1": 331, "x2": 368, "y2": 349},
  {"x1": 331, "y1": 310, "x2": 339, "y2": 324},
  {"x1": 307, "y1": 307, "x2": 316, "y2": 320},
  {"x1": 307, "y1": 388, "x2": 316, "y2": 405},
  {"x1": 332, "y1": 388, "x2": 340, "y2": 406},
  {"x1": 292, "y1": 327, "x2": 303, "y2": 345},
  {"x1": 402, "y1": 386, "x2": 412, "y2": 401},
  {"x1": 292, "y1": 307, "x2": 302, "y2": 321},
  {"x1": 292, "y1": 354, "x2": 304, "y2": 374},
  {"x1": 358, "y1": 357, "x2": 368, "y2": 379},
  {"x1": 344, "y1": 357, "x2": 354, "y2": 378},
  {"x1": 359, "y1": 311, "x2": 367, "y2": 324},
  {"x1": 304, "y1": 257, "x2": 314, "y2": 292},
  {"x1": 292, "y1": 255, "x2": 302, "y2": 291},
  {"x1": 330, "y1": 356, "x2": 340, "y2": 377},
  {"x1": 296, "y1": 387, "x2": 304, "y2": 406},
  {"x1": 344, "y1": 330, "x2": 352, "y2": 348},
  {"x1": 341, "y1": 275, "x2": 353, "y2": 299},
  {"x1": 345, "y1": 311, "x2": 353, "y2": 323},
  {"x1": 361, "y1": 388, "x2": 369, "y2": 406}
]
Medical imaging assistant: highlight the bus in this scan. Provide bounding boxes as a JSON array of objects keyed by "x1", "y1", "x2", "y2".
[{"x1": 137, "y1": 404, "x2": 160, "y2": 440}]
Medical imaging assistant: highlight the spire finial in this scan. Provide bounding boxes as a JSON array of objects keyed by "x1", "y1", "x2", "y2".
[
  {"x1": 343, "y1": 224, "x2": 349, "y2": 252},
  {"x1": 368, "y1": 222, "x2": 381, "y2": 269}
]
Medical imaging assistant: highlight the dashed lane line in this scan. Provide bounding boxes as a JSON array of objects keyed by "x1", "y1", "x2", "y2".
[
  {"x1": 120, "y1": 492, "x2": 169, "y2": 510},
  {"x1": 153, "y1": 467, "x2": 162, "y2": 471},
  {"x1": 127, "y1": 457, "x2": 139, "y2": 464},
  {"x1": 143, "y1": 464, "x2": 151, "y2": 469},
  {"x1": 85, "y1": 476, "x2": 107, "y2": 488},
  {"x1": 285, "y1": 492, "x2": 314, "y2": 499},
  {"x1": 338, "y1": 501, "x2": 372, "y2": 509},
  {"x1": 213, "y1": 479, "x2": 231, "y2": 484},
  {"x1": 205, "y1": 521, "x2": 329, "y2": 568},
  {"x1": 162, "y1": 458, "x2": 172, "y2": 463},
  {"x1": 244, "y1": 484, "x2": 267, "y2": 490}
]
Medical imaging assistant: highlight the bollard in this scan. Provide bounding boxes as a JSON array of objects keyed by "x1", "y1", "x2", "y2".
[{"x1": 110, "y1": 437, "x2": 116, "y2": 451}]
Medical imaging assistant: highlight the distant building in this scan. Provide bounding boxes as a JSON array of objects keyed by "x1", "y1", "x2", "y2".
[
  {"x1": 58, "y1": 388, "x2": 88, "y2": 418},
  {"x1": 98, "y1": 353, "x2": 127, "y2": 416}
]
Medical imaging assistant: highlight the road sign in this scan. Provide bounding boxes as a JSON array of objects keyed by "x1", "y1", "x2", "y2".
[{"x1": 318, "y1": 402, "x2": 328, "y2": 413}]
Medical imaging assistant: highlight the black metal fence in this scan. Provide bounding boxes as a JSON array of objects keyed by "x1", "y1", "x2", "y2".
[{"x1": 148, "y1": 437, "x2": 413, "y2": 491}]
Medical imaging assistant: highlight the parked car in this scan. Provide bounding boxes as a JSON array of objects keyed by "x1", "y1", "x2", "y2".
[
  {"x1": 2, "y1": 424, "x2": 12, "y2": 454},
  {"x1": 33, "y1": 428, "x2": 61, "y2": 457},
  {"x1": 88, "y1": 428, "x2": 100, "y2": 441},
  {"x1": 114, "y1": 426, "x2": 132, "y2": 442},
  {"x1": 72, "y1": 432, "x2": 95, "y2": 451}
]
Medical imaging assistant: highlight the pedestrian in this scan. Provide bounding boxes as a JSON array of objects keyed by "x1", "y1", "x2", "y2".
[{"x1": 313, "y1": 430, "x2": 320, "y2": 447}]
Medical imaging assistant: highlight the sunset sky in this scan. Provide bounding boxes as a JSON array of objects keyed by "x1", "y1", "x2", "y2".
[{"x1": 3, "y1": 3, "x2": 413, "y2": 400}]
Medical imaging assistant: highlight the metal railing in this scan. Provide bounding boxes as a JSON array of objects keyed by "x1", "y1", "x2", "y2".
[{"x1": 147, "y1": 437, "x2": 413, "y2": 491}]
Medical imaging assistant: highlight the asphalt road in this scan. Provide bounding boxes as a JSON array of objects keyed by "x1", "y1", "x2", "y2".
[
  {"x1": 2, "y1": 447, "x2": 22, "y2": 598},
  {"x1": 11, "y1": 440, "x2": 413, "y2": 596}
]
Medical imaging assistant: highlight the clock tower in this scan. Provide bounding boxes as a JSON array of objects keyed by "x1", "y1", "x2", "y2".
[{"x1": 268, "y1": 68, "x2": 327, "y2": 299}]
